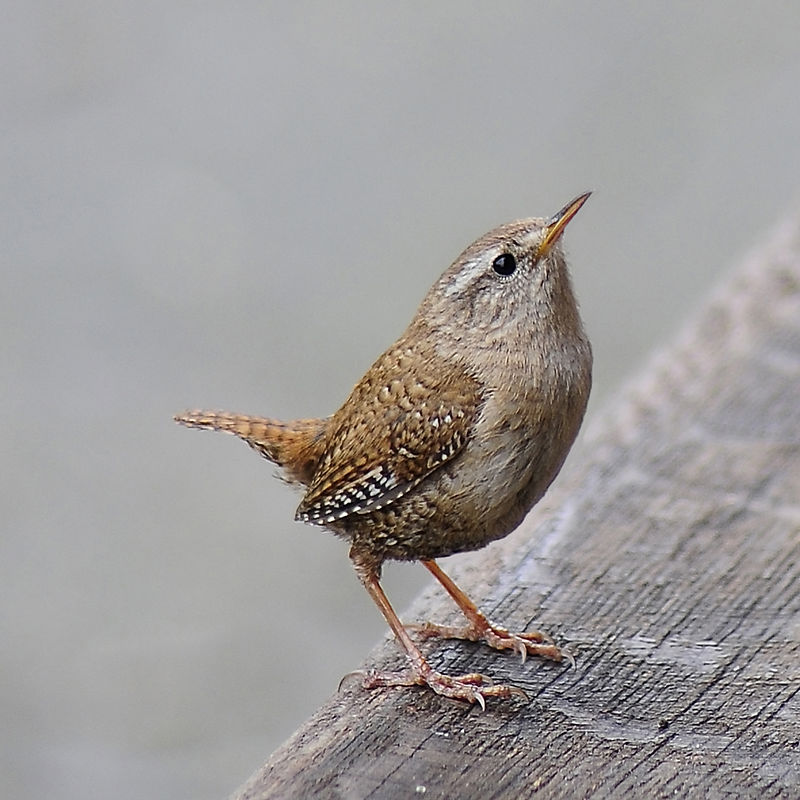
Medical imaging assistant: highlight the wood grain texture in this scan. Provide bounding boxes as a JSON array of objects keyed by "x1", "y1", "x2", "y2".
[{"x1": 233, "y1": 215, "x2": 800, "y2": 800}]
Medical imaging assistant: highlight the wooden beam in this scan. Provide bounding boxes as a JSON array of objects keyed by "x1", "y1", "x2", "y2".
[{"x1": 234, "y1": 214, "x2": 800, "y2": 799}]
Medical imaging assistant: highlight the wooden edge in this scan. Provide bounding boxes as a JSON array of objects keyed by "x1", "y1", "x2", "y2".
[{"x1": 233, "y1": 211, "x2": 800, "y2": 800}]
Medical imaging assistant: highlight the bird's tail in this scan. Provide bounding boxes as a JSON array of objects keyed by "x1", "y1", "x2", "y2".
[{"x1": 173, "y1": 410, "x2": 327, "y2": 486}]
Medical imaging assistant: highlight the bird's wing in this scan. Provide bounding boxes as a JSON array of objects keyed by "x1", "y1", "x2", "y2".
[{"x1": 296, "y1": 340, "x2": 483, "y2": 524}]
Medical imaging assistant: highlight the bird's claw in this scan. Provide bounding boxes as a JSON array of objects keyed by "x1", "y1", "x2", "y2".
[
  {"x1": 344, "y1": 666, "x2": 528, "y2": 708},
  {"x1": 408, "y1": 620, "x2": 565, "y2": 664}
]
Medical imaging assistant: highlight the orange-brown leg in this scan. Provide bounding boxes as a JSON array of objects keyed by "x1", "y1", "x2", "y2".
[
  {"x1": 413, "y1": 560, "x2": 565, "y2": 664},
  {"x1": 349, "y1": 553, "x2": 526, "y2": 707}
]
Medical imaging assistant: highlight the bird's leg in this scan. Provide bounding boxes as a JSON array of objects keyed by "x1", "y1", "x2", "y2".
[
  {"x1": 348, "y1": 552, "x2": 527, "y2": 707},
  {"x1": 410, "y1": 559, "x2": 565, "y2": 664}
]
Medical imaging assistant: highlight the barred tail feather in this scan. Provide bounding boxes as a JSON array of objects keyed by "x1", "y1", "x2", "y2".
[{"x1": 173, "y1": 410, "x2": 327, "y2": 485}]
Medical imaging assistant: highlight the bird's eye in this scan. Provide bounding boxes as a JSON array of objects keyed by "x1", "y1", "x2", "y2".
[{"x1": 492, "y1": 253, "x2": 516, "y2": 276}]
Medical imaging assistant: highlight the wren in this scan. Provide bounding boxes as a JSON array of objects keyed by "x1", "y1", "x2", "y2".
[{"x1": 175, "y1": 193, "x2": 592, "y2": 707}]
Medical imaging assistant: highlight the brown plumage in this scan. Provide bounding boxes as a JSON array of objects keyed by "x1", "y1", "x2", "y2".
[
  {"x1": 174, "y1": 410, "x2": 327, "y2": 485},
  {"x1": 175, "y1": 193, "x2": 592, "y2": 706}
]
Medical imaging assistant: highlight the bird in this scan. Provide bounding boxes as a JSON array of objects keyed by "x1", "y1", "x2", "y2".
[{"x1": 175, "y1": 192, "x2": 592, "y2": 707}]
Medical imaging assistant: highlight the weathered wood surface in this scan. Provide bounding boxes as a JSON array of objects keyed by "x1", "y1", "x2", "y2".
[{"x1": 235, "y1": 216, "x2": 800, "y2": 800}]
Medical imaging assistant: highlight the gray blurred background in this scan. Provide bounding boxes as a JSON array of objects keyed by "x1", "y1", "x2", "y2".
[{"x1": 2, "y1": 2, "x2": 799, "y2": 798}]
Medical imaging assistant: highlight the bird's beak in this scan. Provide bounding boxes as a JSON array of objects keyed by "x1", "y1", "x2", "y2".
[{"x1": 539, "y1": 192, "x2": 591, "y2": 257}]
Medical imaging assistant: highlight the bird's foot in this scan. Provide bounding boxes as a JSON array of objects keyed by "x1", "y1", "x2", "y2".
[
  {"x1": 408, "y1": 619, "x2": 569, "y2": 665},
  {"x1": 347, "y1": 666, "x2": 527, "y2": 709}
]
